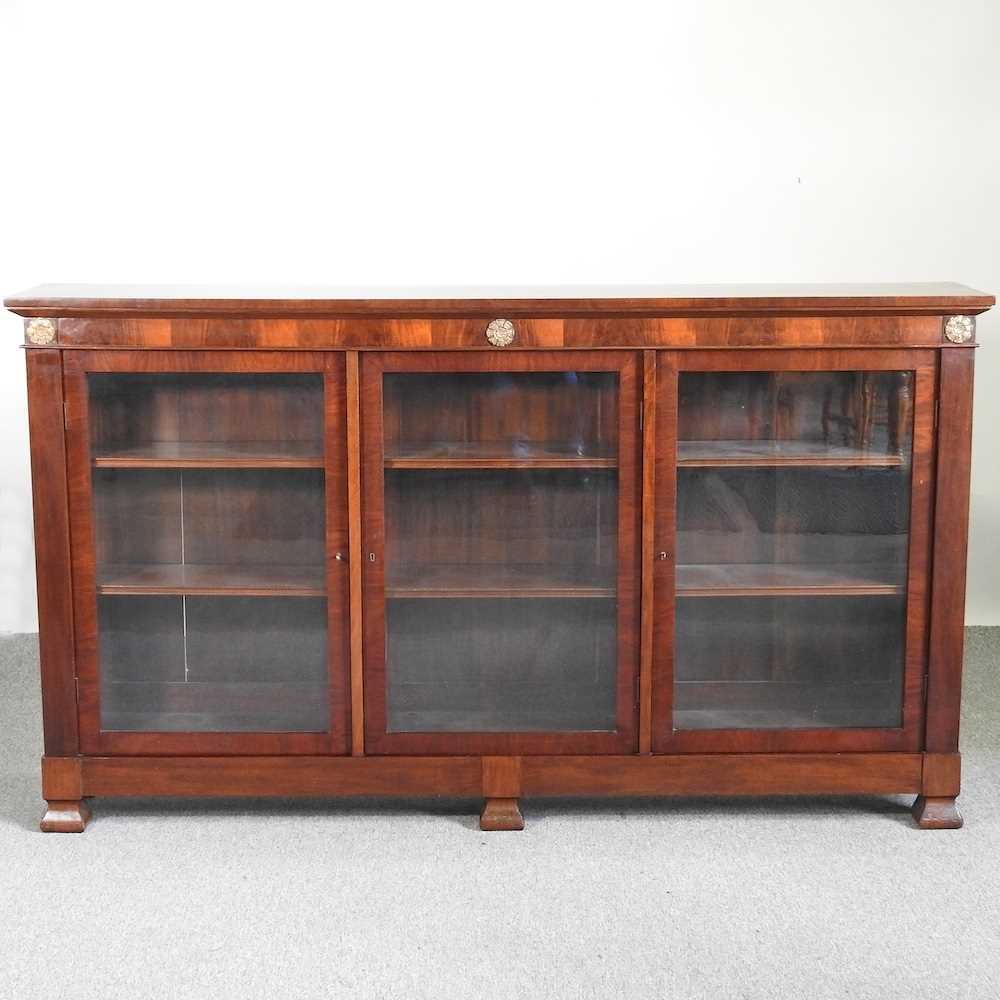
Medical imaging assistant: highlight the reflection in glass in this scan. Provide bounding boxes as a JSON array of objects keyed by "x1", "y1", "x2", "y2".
[
  {"x1": 88, "y1": 374, "x2": 329, "y2": 733},
  {"x1": 675, "y1": 371, "x2": 912, "y2": 730},
  {"x1": 383, "y1": 372, "x2": 619, "y2": 733}
]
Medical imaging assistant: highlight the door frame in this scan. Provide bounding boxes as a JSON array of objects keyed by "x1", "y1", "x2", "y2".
[
  {"x1": 651, "y1": 348, "x2": 937, "y2": 754},
  {"x1": 63, "y1": 350, "x2": 350, "y2": 755},
  {"x1": 360, "y1": 350, "x2": 641, "y2": 755}
]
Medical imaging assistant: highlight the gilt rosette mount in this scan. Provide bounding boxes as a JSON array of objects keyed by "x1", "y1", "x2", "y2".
[
  {"x1": 944, "y1": 315, "x2": 975, "y2": 344},
  {"x1": 485, "y1": 318, "x2": 516, "y2": 347},
  {"x1": 25, "y1": 317, "x2": 56, "y2": 345}
]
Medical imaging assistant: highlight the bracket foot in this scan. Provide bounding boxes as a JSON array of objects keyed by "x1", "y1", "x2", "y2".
[
  {"x1": 480, "y1": 797, "x2": 525, "y2": 831},
  {"x1": 40, "y1": 799, "x2": 91, "y2": 833},
  {"x1": 912, "y1": 795, "x2": 963, "y2": 830}
]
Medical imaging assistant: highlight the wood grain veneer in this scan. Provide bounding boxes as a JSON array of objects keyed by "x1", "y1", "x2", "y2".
[
  {"x1": 26, "y1": 351, "x2": 80, "y2": 756},
  {"x1": 32, "y1": 315, "x2": 975, "y2": 351}
]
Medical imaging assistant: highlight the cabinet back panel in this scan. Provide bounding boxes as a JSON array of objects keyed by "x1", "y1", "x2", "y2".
[
  {"x1": 677, "y1": 467, "x2": 910, "y2": 568},
  {"x1": 385, "y1": 469, "x2": 617, "y2": 570},
  {"x1": 93, "y1": 469, "x2": 326, "y2": 567},
  {"x1": 88, "y1": 374, "x2": 324, "y2": 450},
  {"x1": 675, "y1": 595, "x2": 905, "y2": 729},
  {"x1": 97, "y1": 595, "x2": 185, "y2": 683},
  {"x1": 386, "y1": 597, "x2": 617, "y2": 733},
  {"x1": 383, "y1": 372, "x2": 617, "y2": 451},
  {"x1": 678, "y1": 371, "x2": 913, "y2": 455}
]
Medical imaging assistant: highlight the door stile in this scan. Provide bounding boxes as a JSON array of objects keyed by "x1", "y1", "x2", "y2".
[
  {"x1": 900, "y1": 366, "x2": 935, "y2": 750},
  {"x1": 345, "y1": 351, "x2": 366, "y2": 754},
  {"x1": 323, "y1": 364, "x2": 352, "y2": 755},
  {"x1": 614, "y1": 353, "x2": 641, "y2": 747},
  {"x1": 638, "y1": 351, "x2": 657, "y2": 753},
  {"x1": 62, "y1": 360, "x2": 101, "y2": 753},
  {"x1": 650, "y1": 353, "x2": 678, "y2": 753},
  {"x1": 360, "y1": 353, "x2": 389, "y2": 751}
]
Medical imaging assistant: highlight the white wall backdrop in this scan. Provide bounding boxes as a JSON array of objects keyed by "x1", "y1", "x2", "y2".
[{"x1": 1, "y1": 0, "x2": 998, "y2": 630}]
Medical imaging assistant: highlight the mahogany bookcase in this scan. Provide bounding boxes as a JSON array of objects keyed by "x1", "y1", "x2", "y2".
[{"x1": 5, "y1": 284, "x2": 992, "y2": 832}]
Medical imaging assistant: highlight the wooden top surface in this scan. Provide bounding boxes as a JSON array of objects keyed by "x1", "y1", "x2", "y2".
[{"x1": 4, "y1": 282, "x2": 994, "y2": 318}]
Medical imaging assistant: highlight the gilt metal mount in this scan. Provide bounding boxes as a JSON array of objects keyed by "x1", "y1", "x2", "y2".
[
  {"x1": 944, "y1": 315, "x2": 975, "y2": 344},
  {"x1": 485, "y1": 318, "x2": 516, "y2": 347},
  {"x1": 25, "y1": 318, "x2": 56, "y2": 346}
]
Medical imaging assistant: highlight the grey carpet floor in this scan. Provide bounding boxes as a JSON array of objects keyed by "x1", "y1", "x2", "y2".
[{"x1": 1, "y1": 631, "x2": 998, "y2": 1000}]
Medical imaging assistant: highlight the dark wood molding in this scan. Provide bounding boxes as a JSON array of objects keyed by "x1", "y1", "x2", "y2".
[
  {"x1": 6, "y1": 283, "x2": 993, "y2": 319},
  {"x1": 76, "y1": 752, "x2": 923, "y2": 798},
  {"x1": 521, "y1": 753, "x2": 923, "y2": 796},
  {"x1": 83, "y1": 755, "x2": 483, "y2": 797}
]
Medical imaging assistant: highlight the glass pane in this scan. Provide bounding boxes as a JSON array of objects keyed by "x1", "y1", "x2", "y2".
[
  {"x1": 88, "y1": 374, "x2": 329, "y2": 733},
  {"x1": 99, "y1": 596, "x2": 328, "y2": 731},
  {"x1": 675, "y1": 371, "x2": 913, "y2": 730},
  {"x1": 383, "y1": 372, "x2": 619, "y2": 732}
]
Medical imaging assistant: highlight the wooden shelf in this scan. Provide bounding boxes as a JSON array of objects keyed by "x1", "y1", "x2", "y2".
[
  {"x1": 390, "y1": 679, "x2": 616, "y2": 732},
  {"x1": 102, "y1": 681, "x2": 329, "y2": 732},
  {"x1": 93, "y1": 441, "x2": 324, "y2": 468},
  {"x1": 676, "y1": 562, "x2": 904, "y2": 597},
  {"x1": 386, "y1": 563, "x2": 616, "y2": 599},
  {"x1": 674, "y1": 680, "x2": 900, "y2": 730},
  {"x1": 677, "y1": 440, "x2": 904, "y2": 468},
  {"x1": 384, "y1": 442, "x2": 616, "y2": 470},
  {"x1": 98, "y1": 563, "x2": 327, "y2": 597},
  {"x1": 389, "y1": 706, "x2": 615, "y2": 733}
]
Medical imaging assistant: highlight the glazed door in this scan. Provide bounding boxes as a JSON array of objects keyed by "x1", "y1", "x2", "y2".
[
  {"x1": 362, "y1": 352, "x2": 639, "y2": 754},
  {"x1": 64, "y1": 352, "x2": 350, "y2": 754},
  {"x1": 652, "y1": 350, "x2": 935, "y2": 753}
]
